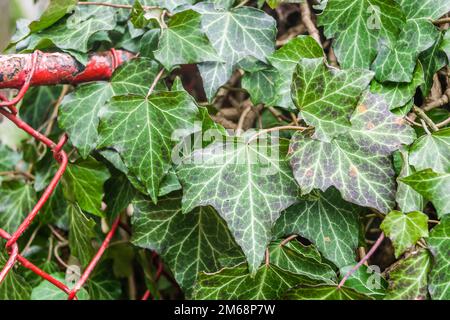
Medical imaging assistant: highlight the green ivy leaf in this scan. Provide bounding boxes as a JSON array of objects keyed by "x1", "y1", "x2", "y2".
[
  {"x1": 0, "y1": 252, "x2": 32, "y2": 300},
  {"x1": 21, "y1": 86, "x2": 63, "y2": 129},
  {"x1": 29, "y1": 0, "x2": 77, "y2": 33},
  {"x1": 87, "y1": 265, "x2": 122, "y2": 300},
  {"x1": 59, "y1": 58, "x2": 163, "y2": 158},
  {"x1": 62, "y1": 157, "x2": 110, "y2": 217},
  {"x1": 339, "y1": 264, "x2": 388, "y2": 299},
  {"x1": 267, "y1": 36, "x2": 323, "y2": 110},
  {"x1": 289, "y1": 93, "x2": 415, "y2": 213},
  {"x1": 370, "y1": 62, "x2": 424, "y2": 110},
  {"x1": 396, "y1": 148, "x2": 425, "y2": 213},
  {"x1": 291, "y1": 58, "x2": 374, "y2": 141},
  {"x1": 284, "y1": 284, "x2": 373, "y2": 300},
  {"x1": 419, "y1": 32, "x2": 448, "y2": 96},
  {"x1": 177, "y1": 136, "x2": 300, "y2": 273},
  {"x1": 67, "y1": 202, "x2": 96, "y2": 266},
  {"x1": 441, "y1": 30, "x2": 450, "y2": 61},
  {"x1": 318, "y1": 0, "x2": 405, "y2": 69},
  {"x1": 0, "y1": 144, "x2": 21, "y2": 172},
  {"x1": 269, "y1": 241, "x2": 337, "y2": 283},
  {"x1": 380, "y1": 210, "x2": 429, "y2": 258},
  {"x1": 273, "y1": 188, "x2": 360, "y2": 268},
  {"x1": 26, "y1": 5, "x2": 117, "y2": 55},
  {"x1": 154, "y1": 10, "x2": 220, "y2": 70},
  {"x1": 373, "y1": 18, "x2": 439, "y2": 82},
  {"x1": 131, "y1": 192, "x2": 243, "y2": 293},
  {"x1": 399, "y1": 0, "x2": 450, "y2": 21},
  {"x1": 0, "y1": 182, "x2": 36, "y2": 233},
  {"x1": 401, "y1": 169, "x2": 450, "y2": 217},
  {"x1": 104, "y1": 173, "x2": 136, "y2": 221},
  {"x1": 196, "y1": 4, "x2": 276, "y2": 100},
  {"x1": 371, "y1": 0, "x2": 449, "y2": 82},
  {"x1": 384, "y1": 249, "x2": 431, "y2": 300},
  {"x1": 427, "y1": 215, "x2": 450, "y2": 300},
  {"x1": 193, "y1": 264, "x2": 316, "y2": 299},
  {"x1": 31, "y1": 273, "x2": 89, "y2": 300},
  {"x1": 409, "y1": 128, "x2": 450, "y2": 174},
  {"x1": 98, "y1": 91, "x2": 198, "y2": 203},
  {"x1": 241, "y1": 68, "x2": 278, "y2": 105},
  {"x1": 266, "y1": 0, "x2": 303, "y2": 9},
  {"x1": 143, "y1": 0, "x2": 195, "y2": 12}
]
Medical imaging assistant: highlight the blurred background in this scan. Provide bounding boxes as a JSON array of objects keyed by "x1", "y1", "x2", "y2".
[
  {"x1": 1, "y1": 0, "x2": 50, "y2": 148},
  {"x1": 1, "y1": 0, "x2": 49, "y2": 50}
]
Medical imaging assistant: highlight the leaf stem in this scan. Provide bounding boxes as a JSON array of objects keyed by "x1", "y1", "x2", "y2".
[
  {"x1": 146, "y1": 68, "x2": 165, "y2": 98},
  {"x1": 236, "y1": 105, "x2": 252, "y2": 136},
  {"x1": 413, "y1": 106, "x2": 439, "y2": 132},
  {"x1": 433, "y1": 17, "x2": 450, "y2": 25},
  {"x1": 265, "y1": 248, "x2": 270, "y2": 266},
  {"x1": 280, "y1": 235, "x2": 298, "y2": 246},
  {"x1": 338, "y1": 232, "x2": 385, "y2": 289},
  {"x1": 248, "y1": 125, "x2": 311, "y2": 143},
  {"x1": 300, "y1": 1, "x2": 322, "y2": 47},
  {"x1": 436, "y1": 116, "x2": 450, "y2": 128},
  {"x1": 78, "y1": 1, "x2": 157, "y2": 10}
]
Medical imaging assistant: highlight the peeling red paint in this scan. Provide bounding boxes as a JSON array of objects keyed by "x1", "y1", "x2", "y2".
[{"x1": 0, "y1": 50, "x2": 135, "y2": 89}]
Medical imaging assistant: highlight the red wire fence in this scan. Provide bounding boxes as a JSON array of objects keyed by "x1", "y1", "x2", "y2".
[{"x1": 0, "y1": 49, "x2": 134, "y2": 300}]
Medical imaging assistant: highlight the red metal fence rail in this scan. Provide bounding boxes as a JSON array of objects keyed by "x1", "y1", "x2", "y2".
[{"x1": 0, "y1": 49, "x2": 134, "y2": 300}]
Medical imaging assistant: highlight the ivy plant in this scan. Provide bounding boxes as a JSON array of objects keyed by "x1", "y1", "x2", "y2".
[{"x1": 0, "y1": 0, "x2": 449, "y2": 301}]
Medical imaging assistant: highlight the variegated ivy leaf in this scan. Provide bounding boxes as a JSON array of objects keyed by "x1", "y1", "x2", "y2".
[
  {"x1": 373, "y1": 18, "x2": 439, "y2": 82},
  {"x1": 0, "y1": 251, "x2": 32, "y2": 300},
  {"x1": 154, "y1": 10, "x2": 220, "y2": 70},
  {"x1": 396, "y1": 148, "x2": 425, "y2": 213},
  {"x1": 409, "y1": 128, "x2": 450, "y2": 174},
  {"x1": 67, "y1": 202, "x2": 96, "y2": 266},
  {"x1": 384, "y1": 249, "x2": 431, "y2": 300},
  {"x1": 269, "y1": 240, "x2": 337, "y2": 283},
  {"x1": 370, "y1": 62, "x2": 424, "y2": 110},
  {"x1": 273, "y1": 188, "x2": 360, "y2": 268},
  {"x1": 25, "y1": 4, "x2": 117, "y2": 56},
  {"x1": 401, "y1": 169, "x2": 450, "y2": 217},
  {"x1": 284, "y1": 284, "x2": 373, "y2": 300},
  {"x1": 59, "y1": 59, "x2": 163, "y2": 158},
  {"x1": 98, "y1": 91, "x2": 199, "y2": 203},
  {"x1": 0, "y1": 182, "x2": 36, "y2": 233},
  {"x1": 62, "y1": 157, "x2": 110, "y2": 217},
  {"x1": 372, "y1": 0, "x2": 450, "y2": 82},
  {"x1": 339, "y1": 264, "x2": 388, "y2": 300},
  {"x1": 289, "y1": 92, "x2": 416, "y2": 213},
  {"x1": 193, "y1": 263, "x2": 317, "y2": 299},
  {"x1": 267, "y1": 36, "x2": 324, "y2": 110},
  {"x1": 427, "y1": 215, "x2": 450, "y2": 300},
  {"x1": 318, "y1": 0, "x2": 405, "y2": 69},
  {"x1": 177, "y1": 135, "x2": 300, "y2": 273},
  {"x1": 131, "y1": 192, "x2": 243, "y2": 293},
  {"x1": 380, "y1": 210, "x2": 429, "y2": 258},
  {"x1": 291, "y1": 58, "x2": 374, "y2": 142},
  {"x1": 194, "y1": 4, "x2": 277, "y2": 100}
]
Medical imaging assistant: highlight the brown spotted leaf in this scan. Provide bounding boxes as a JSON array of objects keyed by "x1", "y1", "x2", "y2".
[{"x1": 289, "y1": 92, "x2": 416, "y2": 213}]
